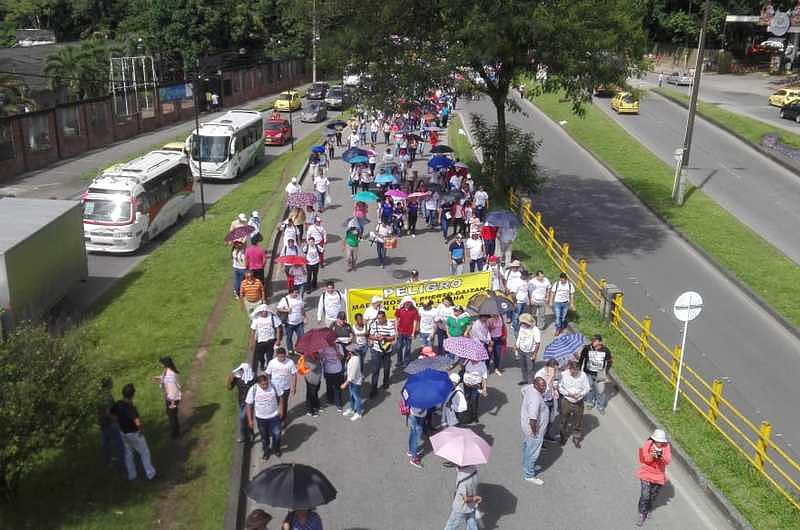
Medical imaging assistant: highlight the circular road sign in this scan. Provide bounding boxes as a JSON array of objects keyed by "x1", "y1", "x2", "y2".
[{"x1": 673, "y1": 291, "x2": 703, "y2": 322}]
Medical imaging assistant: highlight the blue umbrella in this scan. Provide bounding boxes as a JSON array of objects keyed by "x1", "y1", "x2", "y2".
[
  {"x1": 349, "y1": 155, "x2": 369, "y2": 165},
  {"x1": 428, "y1": 156, "x2": 454, "y2": 170},
  {"x1": 311, "y1": 145, "x2": 326, "y2": 154},
  {"x1": 485, "y1": 209, "x2": 520, "y2": 229},
  {"x1": 543, "y1": 333, "x2": 586, "y2": 367},
  {"x1": 404, "y1": 356, "x2": 453, "y2": 375},
  {"x1": 342, "y1": 148, "x2": 368, "y2": 163},
  {"x1": 375, "y1": 173, "x2": 397, "y2": 184},
  {"x1": 402, "y1": 369, "x2": 454, "y2": 409}
]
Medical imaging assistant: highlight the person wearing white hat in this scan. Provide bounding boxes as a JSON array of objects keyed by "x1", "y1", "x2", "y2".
[
  {"x1": 636, "y1": 429, "x2": 672, "y2": 526},
  {"x1": 230, "y1": 212, "x2": 248, "y2": 232},
  {"x1": 285, "y1": 176, "x2": 301, "y2": 195},
  {"x1": 228, "y1": 362, "x2": 256, "y2": 443},
  {"x1": 394, "y1": 296, "x2": 420, "y2": 368},
  {"x1": 363, "y1": 295, "x2": 384, "y2": 328},
  {"x1": 249, "y1": 305, "x2": 283, "y2": 371}
]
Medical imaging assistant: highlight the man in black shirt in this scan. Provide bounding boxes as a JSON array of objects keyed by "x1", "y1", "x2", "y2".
[
  {"x1": 228, "y1": 363, "x2": 256, "y2": 443},
  {"x1": 97, "y1": 377, "x2": 124, "y2": 471},
  {"x1": 577, "y1": 334, "x2": 613, "y2": 413},
  {"x1": 110, "y1": 383, "x2": 157, "y2": 480}
]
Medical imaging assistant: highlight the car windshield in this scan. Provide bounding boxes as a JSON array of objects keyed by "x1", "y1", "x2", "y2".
[
  {"x1": 265, "y1": 121, "x2": 285, "y2": 131},
  {"x1": 83, "y1": 197, "x2": 132, "y2": 223},
  {"x1": 312, "y1": 83, "x2": 327, "y2": 90},
  {"x1": 279, "y1": 92, "x2": 293, "y2": 100},
  {"x1": 329, "y1": 89, "x2": 343, "y2": 97},
  {"x1": 623, "y1": 95, "x2": 635, "y2": 103},
  {"x1": 191, "y1": 134, "x2": 229, "y2": 163},
  {"x1": 305, "y1": 103, "x2": 321, "y2": 111}
]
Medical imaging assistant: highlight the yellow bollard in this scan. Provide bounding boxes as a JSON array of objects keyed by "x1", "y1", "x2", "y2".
[
  {"x1": 671, "y1": 345, "x2": 681, "y2": 386},
  {"x1": 578, "y1": 259, "x2": 588, "y2": 289},
  {"x1": 708, "y1": 379, "x2": 724, "y2": 424},
  {"x1": 547, "y1": 227, "x2": 556, "y2": 257},
  {"x1": 560, "y1": 243, "x2": 570, "y2": 272},
  {"x1": 755, "y1": 421, "x2": 772, "y2": 471},
  {"x1": 611, "y1": 293, "x2": 623, "y2": 327},
  {"x1": 534, "y1": 212, "x2": 543, "y2": 243},
  {"x1": 639, "y1": 317, "x2": 652, "y2": 357}
]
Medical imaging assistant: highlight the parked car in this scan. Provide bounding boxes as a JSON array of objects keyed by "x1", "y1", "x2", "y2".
[
  {"x1": 306, "y1": 82, "x2": 329, "y2": 100},
  {"x1": 610, "y1": 91, "x2": 639, "y2": 114},
  {"x1": 301, "y1": 101, "x2": 328, "y2": 123},
  {"x1": 160, "y1": 141, "x2": 186, "y2": 154},
  {"x1": 769, "y1": 88, "x2": 800, "y2": 107},
  {"x1": 666, "y1": 72, "x2": 692, "y2": 86},
  {"x1": 264, "y1": 118, "x2": 292, "y2": 145},
  {"x1": 779, "y1": 100, "x2": 800, "y2": 122},
  {"x1": 325, "y1": 85, "x2": 349, "y2": 110},
  {"x1": 273, "y1": 91, "x2": 302, "y2": 112}
]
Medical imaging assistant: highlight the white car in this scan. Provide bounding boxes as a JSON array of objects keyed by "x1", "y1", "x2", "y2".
[
  {"x1": 343, "y1": 74, "x2": 361, "y2": 87},
  {"x1": 667, "y1": 72, "x2": 693, "y2": 86}
]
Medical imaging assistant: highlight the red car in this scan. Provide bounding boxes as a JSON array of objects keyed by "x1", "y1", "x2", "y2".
[{"x1": 264, "y1": 119, "x2": 292, "y2": 145}]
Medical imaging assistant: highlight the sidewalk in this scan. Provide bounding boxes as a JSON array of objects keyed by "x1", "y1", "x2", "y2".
[
  {"x1": 242, "y1": 120, "x2": 734, "y2": 529},
  {"x1": 0, "y1": 84, "x2": 310, "y2": 200}
]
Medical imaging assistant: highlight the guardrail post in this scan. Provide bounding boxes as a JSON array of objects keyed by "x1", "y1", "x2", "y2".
[
  {"x1": 560, "y1": 243, "x2": 570, "y2": 272},
  {"x1": 578, "y1": 259, "x2": 588, "y2": 289},
  {"x1": 639, "y1": 316, "x2": 652, "y2": 357},
  {"x1": 671, "y1": 345, "x2": 681, "y2": 386},
  {"x1": 522, "y1": 202, "x2": 533, "y2": 225},
  {"x1": 755, "y1": 421, "x2": 772, "y2": 471},
  {"x1": 708, "y1": 379, "x2": 724, "y2": 424},
  {"x1": 611, "y1": 293, "x2": 623, "y2": 327},
  {"x1": 547, "y1": 227, "x2": 556, "y2": 257},
  {"x1": 508, "y1": 189, "x2": 515, "y2": 208},
  {"x1": 533, "y1": 212, "x2": 543, "y2": 243}
]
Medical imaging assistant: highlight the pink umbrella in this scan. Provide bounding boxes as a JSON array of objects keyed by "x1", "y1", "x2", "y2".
[
  {"x1": 431, "y1": 427, "x2": 491, "y2": 466},
  {"x1": 444, "y1": 337, "x2": 489, "y2": 361},
  {"x1": 386, "y1": 189, "x2": 408, "y2": 199},
  {"x1": 407, "y1": 191, "x2": 431, "y2": 199}
]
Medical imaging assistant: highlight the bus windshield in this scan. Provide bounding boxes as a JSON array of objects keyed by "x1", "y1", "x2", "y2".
[
  {"x1": 191, "y1": 134, "x2": 229, "y2": 163},
  {"x1": 83, "y1": 197, "x2": 132, "y2": 223}
]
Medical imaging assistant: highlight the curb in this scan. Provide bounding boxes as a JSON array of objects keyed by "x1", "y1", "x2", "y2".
[
  {"x1": 652, "y1": 89, "x2": 800, "y2": 180},
  {"x1": 223, "y1": 156, "x2": 313, "y2": 530},
  {"x1": 521, "y1": 94, "x2": 800, "y2": 343},
  {"x1": 460, "y1": 101, "x2": 754, "y2": 529}
]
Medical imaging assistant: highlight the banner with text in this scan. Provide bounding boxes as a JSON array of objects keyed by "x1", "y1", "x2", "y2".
[{"x1": 346, "y1": 271, "x2": 491, "y2": 322}]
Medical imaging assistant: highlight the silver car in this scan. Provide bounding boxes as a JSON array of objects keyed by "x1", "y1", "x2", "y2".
[
  {"x1": 301, "y1": 101, "x2": 328, "y2": 123},
  {"x1": 666, "y1": 72, "x2": 692, "y2": 86},
  {"x1": 324, "y1": 86, "x2": 348, "y2": 110}
]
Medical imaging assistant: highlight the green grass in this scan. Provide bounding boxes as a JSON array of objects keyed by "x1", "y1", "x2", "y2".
[
  {"x1": 449, "y1": 123, "x2": 800, "y2": 528},
  {"x1": 4, "y1": 128, "x2": 321, "y2": 529},
  {"x1": 653, "y1": 86, "x2": 800, "y2": 150},
  {"x1": 527, "y1": 90, "x2": 800, "y2": 329}
]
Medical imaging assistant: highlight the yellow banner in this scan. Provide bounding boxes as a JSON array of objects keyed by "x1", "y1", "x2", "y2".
[{"x1": 345, "y1": 271, "x2": 491, "y2": 321}]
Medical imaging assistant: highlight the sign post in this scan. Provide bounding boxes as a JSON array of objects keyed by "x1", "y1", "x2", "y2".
[{"x1": 672, "y1": 291, "x2": 703, "y2": 412}]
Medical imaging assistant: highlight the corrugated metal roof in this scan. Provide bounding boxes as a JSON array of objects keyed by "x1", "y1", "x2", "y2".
[{"x1": 0, "y1": 197, "x2": 80, "y2": 253}]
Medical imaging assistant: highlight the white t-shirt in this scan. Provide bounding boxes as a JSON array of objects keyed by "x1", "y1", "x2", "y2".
[
  {"x1": 418, "y1": 307, "x2": 438, "y2": 334},
  {"x1": 463, "y1": 360, "x2": 488, "y2": 387},
  {"x1": 232, "y1": 247, "x2": 246, "y2": 269},
  {"x1": 304, "y1": 244, "x2": 322, "y2": 266},
  {"x1": 317, "y1": 289, "x2": 344, "y2": 322},
  {"x1": 528, "y1": 277, "x2": 552, "y2": 303},
  {"x1": 353, "y1": 323, "x2": 368, "y2": 345},
  {"x1": 245, "y1": 384, "x2": 280, "y2": 419},
  {"x1": 516, "y1": 325, "x2": 541, "y2": 354},
  {"x1": 289, "y1": 264, "x2": 307, "y2": 285},
  {"x1": 306, "y1": 224, "x2": 326, "y2": 245},
  {"x1": 266, "y1": 358, "x2": 297, "y2": 394},
  {"x1": 251, "y1": 314, "x2": 281, "y2": 343},
  {"x1": 277, "y1": 295, "x2": 305, "y2": 325},
  {"x1": 551, "y1": 280, "x2": 575, "y2": 303},
  {"x1": 285, "y1": 182, "x2": 301, "y2": 194},
  {"x1": 514, "y1": 280, "x2": 530, "y2": 304},
  {"x1": 506, "y1": 273, "x2": 525, "y2": 297},
  {"x1": 435, "y1": 303, "x2": 454, "y2": 330},
  {"x1": 465, "y1": 237, "x2": 485, "y2": 260},
  {"x1": 314, "y1": 176, "x2": 330, "y2": 193},
  {"x1": 473, "y1": 190, "x2": 488, "y2": 207}
]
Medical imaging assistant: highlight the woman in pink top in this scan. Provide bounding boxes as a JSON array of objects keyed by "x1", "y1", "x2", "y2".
[
  {"x1": 245, "y1": 240, "x2": 267, "y2": 284},
  {"x1": 636, "y1": 429, "x2": 672, "y2": 526}
]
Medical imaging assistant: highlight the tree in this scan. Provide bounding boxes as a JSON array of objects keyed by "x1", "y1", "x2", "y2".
[
  {"x1": 44, "y1": 39, "x2": 118, "y2": 100},
  {"x1": 325, "y1": 0, "x2": 647, "y2": 189},
  {"x1": 470, "y1": 114, "x2": 543, "y2": 192},
  {"x1": 0, "y1": 73, "x2": 35, "y2": 116},
  {"x1": 0, "y1": 324, "x2": 101, "y2": 498}
]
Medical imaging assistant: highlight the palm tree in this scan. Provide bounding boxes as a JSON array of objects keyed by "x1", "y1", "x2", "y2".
[{"x1": 44, "y1": 45, "x2": 86, "y2": 99}]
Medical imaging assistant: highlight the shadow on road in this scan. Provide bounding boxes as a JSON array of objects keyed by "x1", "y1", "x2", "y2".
[{"x1": 475, "y1": 482, "x2": 518, "y2": 530}]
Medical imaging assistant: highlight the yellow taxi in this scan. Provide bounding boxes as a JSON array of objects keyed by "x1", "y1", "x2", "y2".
[
  {"x1": 161, "y1": 141, "x2": 186, "y2": 154},
  {"x1": 768, "y1": 88, "x2": 800, "y2": 107},
  {"x1": 611, "y1": 91, "x2": 639, "y2": 114},
  {"x1": 274, "y1": 91, "x2": 302, "y2": 112}
]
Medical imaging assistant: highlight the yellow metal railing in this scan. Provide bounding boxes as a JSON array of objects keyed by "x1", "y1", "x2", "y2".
[{"x1": 509, "y1": 190, "x2": 800, "y2": 511}]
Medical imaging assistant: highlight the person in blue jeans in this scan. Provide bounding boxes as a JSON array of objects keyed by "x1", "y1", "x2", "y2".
[
  {"x1": 577, "y1": 335, "x2": 613, "y2": 413},
  {"x1": 408, "y1": 407, "x2": 427, "y2": 468},
  {"x1": 341, "y1": 348, "x2": 364, "y2": 420},
  {"x1": 522, "y1": 377, "x2": 549, "y2": 485},
  {"x1": 277, "y1": 287, "x2": 305, "y2": 353},
  {"x1": 440, "y1": 203, "x2": 451, "y2": 240},
  {"x1": 245, "y1": 374, "x2": 284, "y2": 460},
  {"x1": 548, "y1": 272, "x2": 575, "y2": 335}
]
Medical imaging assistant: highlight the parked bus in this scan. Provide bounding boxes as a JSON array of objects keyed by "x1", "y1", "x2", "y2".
[
  {"x1": 187, "y1": 109, "x2": 264, "y2": 180},
  {"x1": 82, "y1": 150, "x2": 194, "y2": 253}
]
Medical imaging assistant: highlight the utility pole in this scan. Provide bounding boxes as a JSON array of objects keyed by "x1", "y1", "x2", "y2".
[
  {"x1": 673, "y1": 0, "x2": 711, "y2": 205},
  {"x1": 193, "y1": 58, "x2": 206, "y2": 219},
  {"x1": 312, "y1": 0, "x2": 318, "y2": 83}
]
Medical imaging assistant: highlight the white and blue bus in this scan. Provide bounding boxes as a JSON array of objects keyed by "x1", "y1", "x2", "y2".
[{"x1": 187, "y1": 109, "x2": 263, "y2": 180}]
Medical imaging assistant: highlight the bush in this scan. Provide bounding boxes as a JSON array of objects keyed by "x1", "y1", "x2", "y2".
[{"x1": 0, "y1": 325, "x2": 100, "y2": 498}]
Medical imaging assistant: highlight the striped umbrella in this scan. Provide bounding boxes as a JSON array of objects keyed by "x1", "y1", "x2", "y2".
[
  {"x1": 444, "y1": 337, "x2": 489, "y2": 362},
  {"x1": 543, "y1": 333, "x2": 586, "y2": 367}
]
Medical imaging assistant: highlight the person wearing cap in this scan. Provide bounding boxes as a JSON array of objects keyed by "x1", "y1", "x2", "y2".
[
  {"x1": 558, "y1": 359, "x2": 591, "y2": 448},
  {"x1": 637, "y1": 429, "x2": 672, "y2": 526},
  {"x1": 248, "y1": 211, "x2": 262, "y2": 243},
  {"x1": 394, "y1": 296, "x2": 420, "y2": 367},
  {"x1": 521, "y1": 376, "x2": 549, "y2": 485},
  {"x1": 578, "y1": 334, "x2": 613, "y2": 413},
  {"x1": 483, "y1": 255, "x2": 505, "y2": 291},
  {"x1": 516, "y1": 313, "x2": 541, "y2": 384},
  {"x1": 244, "y1": 508, "x2": 272, "y2": 530},
  {"x1": 448, "y1": 233, "x2": 466, "y2": 275},
  {"x1": 250, "y1": 305, "x2": 284, "y2": 371},
  {"x1": 239, "y1": 269, "x2": 265, "y2": 316},
  {"x1": 548, "y1": 272, "x2": 575, "y2": 336},
  {"x1": 285, "y1": 177, "x2": 301, "y2": 195},
  {"x1": 363, "y1": 295, "x2": 384, "y2": 329},
  {"x1": 228, "y1": 362, "x2": 256, "y2": 443},
  {"x1": 443, "y1": 372, "x2": 468, "y2": 428}
]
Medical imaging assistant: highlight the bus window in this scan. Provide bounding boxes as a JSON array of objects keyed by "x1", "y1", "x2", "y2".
[{"x1": 191, "y1": 135, "x2": 229, "y2": 162}]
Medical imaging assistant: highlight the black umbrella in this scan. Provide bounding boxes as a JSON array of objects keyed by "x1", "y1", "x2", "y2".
[
  {"x1": 326, "y1": 120, "x2": 348, "y2": 131},
  {"x1": 245, "y1": 463, "x2": 337, "y2": 510},
  {"x1": 430, "y1": 145, "x2": 454, "y2": 154},
  {"x1": 466, "y1": 290, "x2": 514, "y2": 316}
]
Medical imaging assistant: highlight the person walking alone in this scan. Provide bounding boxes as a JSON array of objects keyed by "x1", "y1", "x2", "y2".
[
  {"x1": 111, "y1": 383, "x2": 156, "y2": 480},
  {"x1": 521, "y1": 377, "x2": 549, "y2": 485},
  {"x1": 636, "y1": 429, "x2": 672, "y2": 526},
  {"x1": 155, "y1": 357, "x2": 181, "y2": 438},
  {"x1": 548, "y1": 272, "x2": 575, "y2": 336}
]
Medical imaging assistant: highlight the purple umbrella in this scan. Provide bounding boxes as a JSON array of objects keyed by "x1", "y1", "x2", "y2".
[
  {"x1": 386, "y1": 189, "x2": 408, "y2": 200},
  {"x1": 287, "y1": 192, "x2": 317, "y2": 208},
  {"x1": 444, "y1": 337, "x2": 489, "y2": 362},
  {"x1": 224, "y1": 225, "x2": 255, "y2": 242}
]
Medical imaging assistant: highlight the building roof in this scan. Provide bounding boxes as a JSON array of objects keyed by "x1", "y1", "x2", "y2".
[
  {"x1": 15, "y1": 29, "x2": 56, "y2": 46},
  {"x1": 0, "y1": 197, "x2": 79, "y2": 253},
  {"x1": 0, "y1": 43, "x2": 70, "y2": 92}
]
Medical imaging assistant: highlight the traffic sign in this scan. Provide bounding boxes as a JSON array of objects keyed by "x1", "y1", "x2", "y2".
[{"x1": 673, "y1": 291, "x2": 703, "y2": 322}]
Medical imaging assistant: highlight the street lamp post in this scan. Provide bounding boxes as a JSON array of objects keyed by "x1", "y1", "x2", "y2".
[
  {"x1": 312, "y1": 0, "x2": 318, "y2": 83},
  {"x1": 193, "y1": 59, "x2": 207, "y2": 220}
]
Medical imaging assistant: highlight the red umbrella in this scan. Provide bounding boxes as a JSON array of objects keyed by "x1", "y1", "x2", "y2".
[
  {"x1": 276, "y1": 255, "x2": 307, "y2": 266},
  {"x1": 295, "y1": 328, "x2": 337, "y2": 355}
]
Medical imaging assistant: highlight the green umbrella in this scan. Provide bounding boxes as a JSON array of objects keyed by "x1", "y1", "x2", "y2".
[{"x1": 353, "y1": 191, "x2": 380, "y2": 202}]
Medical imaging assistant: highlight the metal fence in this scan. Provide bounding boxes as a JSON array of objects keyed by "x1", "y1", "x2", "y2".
[{"x1": 508, "y1": 190, "x2": 800, "y2": 512}]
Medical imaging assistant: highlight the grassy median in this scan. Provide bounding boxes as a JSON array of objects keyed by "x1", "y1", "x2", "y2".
[
  {"x1": 7, "y1": 130, "x2": 320, "y2": 529},
  {"x1": 526, "y1": 91, "x2": 800, "y2": 329},
  {"x1": 449, "y1": 114, "x2": 798, "y2": 528},
  {"x1": 653, "y1": 86, "x2": 800, "y2": 149}
]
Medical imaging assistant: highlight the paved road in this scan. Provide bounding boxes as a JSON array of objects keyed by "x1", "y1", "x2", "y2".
[
  {"x1": 595, "y1": 89, "x2": 800, "y2": 265},
  {"x1": 638, "y1": 71, "x2": 800, "y2": 133},
  {"x1": 2, "y1": 87, "x2": 338, "y2": 317},
  {"x1": 243, "y1": 121, "x2": 734, "y2": 529},
  {"x1": 462, "y1": 95, "x2": 800, "y2": 475}
]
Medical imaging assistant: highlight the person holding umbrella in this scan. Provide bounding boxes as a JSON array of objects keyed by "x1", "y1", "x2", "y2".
[
  {"x1": 282, "y1": 509, "x2": 323, "y2": 530},
  {"x1": 321, "y1": 346, "x2": 345, "y2": 413},
  {"x1": 246, "y1": 373, "x2": 284, "y2": 460},
  {"x1": 245, "y1": 509, "x2": 272, "y2": 530},
  {"x1": 462, "y1": 356, "x2": 488, "y2": 424},
  {"x1": 443, "y1": 464, "x2": 482, "y2": 530}
]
